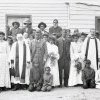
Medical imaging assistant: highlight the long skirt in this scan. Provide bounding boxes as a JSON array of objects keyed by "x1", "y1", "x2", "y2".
[
  {"x1": 68, "y1": 61, "x2": 82, "y2": 86},
  {"x1": 0, "y1": 53, "x2": 11, "y2": 88}
]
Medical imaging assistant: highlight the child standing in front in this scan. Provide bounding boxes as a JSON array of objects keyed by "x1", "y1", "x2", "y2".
[
  {"x1": 82, "y1": 59, "x2": 95, "y2": 89},
  {"x1": 41, "y1": 67, "x2": 53, "y2": 92}
]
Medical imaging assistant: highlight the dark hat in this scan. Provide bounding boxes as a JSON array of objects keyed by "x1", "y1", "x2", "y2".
[
  {"x1": 81, "y1": 32, "x2": 88, "y2": 36},
  {"x1": 38, "y1": 22, "x2": 47, "y2": 28},
  {"x1": 24, "y1": 20, "x2": 32, "y2": 24},
  {"x1": 12, "y1": 21, "x2": 20, "y2": 27},
  {"x1": 0, "y1": 31, "x2": 5, "y2": 36}
]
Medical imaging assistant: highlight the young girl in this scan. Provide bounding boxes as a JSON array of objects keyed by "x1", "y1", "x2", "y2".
[{"x1": 68, "y1": 33, "x2": 82, "y2": 86}]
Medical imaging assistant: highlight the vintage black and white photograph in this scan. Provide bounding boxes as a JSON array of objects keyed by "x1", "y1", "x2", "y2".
[{"x1": 0, "y1": 0, "x2": 100, "y2": 99}]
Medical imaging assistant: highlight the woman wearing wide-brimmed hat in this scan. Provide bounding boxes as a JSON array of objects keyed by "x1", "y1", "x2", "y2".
[
  {"x1": 38, "y1": 22, "x2": 48, "y2": 36},
  {"x1": 10, "y1": 21, "x2": 22, "y2": 42},
  {"x1": 0, "y1": 31, "x2": 11, "y2": 90}
]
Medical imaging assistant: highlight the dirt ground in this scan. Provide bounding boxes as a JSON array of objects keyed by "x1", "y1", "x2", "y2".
[{"x1": 0, "y1": 87, "x2": 100, "y2": 100}]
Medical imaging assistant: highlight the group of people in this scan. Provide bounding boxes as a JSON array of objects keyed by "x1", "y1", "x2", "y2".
[{"x1": 1, "y1": 19, "x2": 100, "y2": 92}]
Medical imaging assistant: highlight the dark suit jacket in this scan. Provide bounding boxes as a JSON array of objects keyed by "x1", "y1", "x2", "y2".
[
  {"x1": 30, "y1": 39, "x2": 47, "y2": 64},
  {"x1": 49, "y1": 26, "x2": 62, "y2": 38},
  {"x1": 22, "y1": 27, "x2": 35, "y2": 37},
  {"x1": 56, "y1": 37, "x2": 71, "y2": 60}
]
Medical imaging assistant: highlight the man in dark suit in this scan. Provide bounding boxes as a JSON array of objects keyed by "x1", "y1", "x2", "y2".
[
  {"x1": 57, "y1": 29, "x2": 71, "y2": 87},
  {"x1": 22, "y1": 19, "x2": 35, "y2": 37},
  {"x1": 28, "y1": 30, "x2": 47, "y2": 91}
]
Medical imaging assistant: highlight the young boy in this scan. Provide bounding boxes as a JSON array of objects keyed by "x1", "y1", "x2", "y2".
[
  {"x1": 82, "y1": 59, "x2": 95, "y2": 89},
  {"x1": 41, "y1": 67, "x2": 53, "y2": 92},
  {"x1": 28, "y1": 61, "x2": 43, "y2": 92}
]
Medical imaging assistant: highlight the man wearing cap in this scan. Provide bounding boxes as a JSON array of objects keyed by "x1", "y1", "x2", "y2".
[
  {"x1": 9, "y1": 34, "x2": 31, "y2": 90},
  {"x1": 29, "y1": 30, "x2": 47, "y2": 91},
  {"x1": 49, "y1": 19, "x2": 62, "y2": 39},
  {"x1": 81, "y1": 28, "x2": 100, "y2": 71},
  {"x1": 22, "y1": 20, "x2": 35, "y2": 38},
  {"x1": 57, "y1": 29, "x2": 71, "y2": 87},
  {"x1": 10, "y1": 21, "x2": 22, "y2": 42}
]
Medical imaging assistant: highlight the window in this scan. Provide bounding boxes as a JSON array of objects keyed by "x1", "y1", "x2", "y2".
[{"x1": 6, "y1": 14, "x2": 32, "y2": 28}]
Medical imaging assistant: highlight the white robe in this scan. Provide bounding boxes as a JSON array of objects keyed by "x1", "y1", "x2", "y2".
[
  {"x1": 9, "y1": 41, "x2": 31, "y2": 84},
  {"x1": 81, "y1": 37, "x2": 100, "y2": 71},
  {"x1": 45, "y1": 42, "x2": 60, "y2": 86},
  {"x1": 68, "y1": 42, "x2": 82, "y2": 86},
  {"x1": 0, "y1": 41, "x2": 11, "y2": 88}
]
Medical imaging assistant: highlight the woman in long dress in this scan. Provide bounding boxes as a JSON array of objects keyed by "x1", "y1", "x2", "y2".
[
  {"x1": 68, "y1": 34, "x2": 82, "y2": 86},
  {"x1": 0, "y1": 32, "x2": 11, "y2": 89},
  {"x1": 45, "y1": 36, "x2": 60, "y2": 87}
]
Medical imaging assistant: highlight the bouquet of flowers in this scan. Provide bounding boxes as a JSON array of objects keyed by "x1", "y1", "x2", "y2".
[
  {"x1": 49, "y1": 52, "x2": 56, "y2": 66},
  {"x1": 75, "y1": 59, "x2": 82, "y2": 74}
]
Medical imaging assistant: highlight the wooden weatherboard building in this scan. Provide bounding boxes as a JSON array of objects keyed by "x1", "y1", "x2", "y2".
[{"x1": 0, "y1": 2, "x2": 100, "y2": 36}]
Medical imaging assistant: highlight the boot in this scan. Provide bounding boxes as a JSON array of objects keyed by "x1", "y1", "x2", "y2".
[
  {"x1": 28, "y1": 84, "x2": 34, "y2": 92},
  {"x1": 12, "y1": 84, "x2": 19, "y2": 91}
]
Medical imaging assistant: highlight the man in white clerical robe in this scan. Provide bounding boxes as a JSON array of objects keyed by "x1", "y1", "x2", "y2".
[
  {"x1": 9, "y1": 34, "x2": 30, "y2": 91},
  {"x1": 81, "y1": 28, "x2": 100, "y2": 71}
]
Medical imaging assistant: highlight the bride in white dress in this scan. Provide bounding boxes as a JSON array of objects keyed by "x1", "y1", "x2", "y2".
[
  {"x1": 68, "y1": 34, "x2": 83, "y2": 86},
  {"x1": 45, "y1": 36, "x2": 60, "y2": 86}
]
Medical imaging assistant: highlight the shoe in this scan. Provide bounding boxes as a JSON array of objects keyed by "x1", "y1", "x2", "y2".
[
  {"x1": 12, "y1": 84, "x2": 19, "y2": 91},
  {"x1": 58, "y1": 85, "x2": 62, "y2": 88},
  {"x1": 28, "y1": 84, "x2": 34, "y2": 92},
  {"x1": 64, "y1": 85, "x2": 68, "y2": 87}
]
